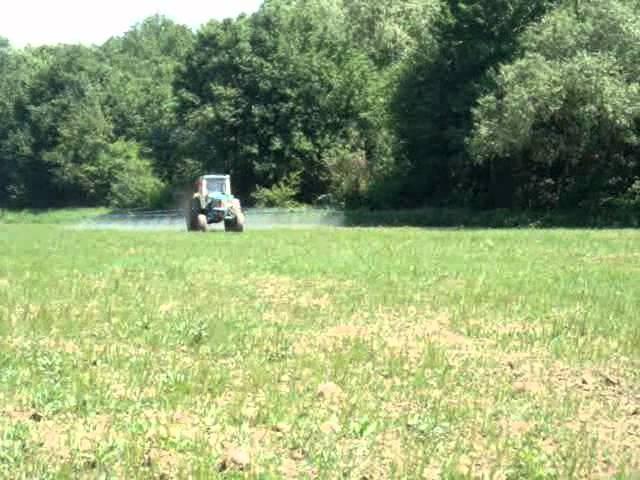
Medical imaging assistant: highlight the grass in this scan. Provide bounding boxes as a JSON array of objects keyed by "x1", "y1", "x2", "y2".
[
  {"x1": 1, "y1": 225, "x2": 639, "y2": 478},
  {"x1": 0, "y1": 208, "x2": 109, "y2": 225},
  {"x1": 343, "y1": 207, "x2": 640, "y2": 229},
  {"x1": 2, "y1": 205, "x2": 639, "y2": 229}
]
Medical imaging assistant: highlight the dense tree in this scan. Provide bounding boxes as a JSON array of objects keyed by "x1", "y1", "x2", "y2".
[
  {"x1": 469, "y1": 0, "x2": 640, "y2": 208},
  {"x1": 0, "y1": 41, "x2": 50, "y2": 207},
  {"x1": 392, "y1": 0, "x2": 559, "y2": 206},
  {"x1": 342, "y1": 0, "x2": 440, "y2": 68},
  {"x1": 1, "y1": 0, "x2": 639, "y2": 214},
  {"x1": 174, "y1": 0, "x2": 380, "y2": 204},
  {"x1": 102, "y1": 16, "x2": 194, "y2": 180},
  {"x1": 0, "y1": 18, "x2": 187, "y2": 207},
  {"x1": 173, "y1": 0, "x2": 438, "y2": 206},
  {"x1": 8, "y1": 45, "x2": 117, "y2": 206}
]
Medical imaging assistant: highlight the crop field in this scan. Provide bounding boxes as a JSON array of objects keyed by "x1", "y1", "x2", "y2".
[{"x1": 1, "y1": 224, "x2": 640, "y2": 479}]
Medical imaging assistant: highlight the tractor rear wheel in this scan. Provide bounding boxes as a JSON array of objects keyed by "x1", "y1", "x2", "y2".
[{"x1": 187, "y1": 195, "x2": 208, "y2": 232}]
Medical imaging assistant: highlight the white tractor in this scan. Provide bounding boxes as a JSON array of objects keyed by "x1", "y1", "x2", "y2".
[{"x1": 186, "y1": 174, "x2": 246, "y2": 232}]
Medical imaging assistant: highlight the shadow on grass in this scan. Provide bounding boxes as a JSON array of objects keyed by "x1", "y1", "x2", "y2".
[
  {"x1": 0, "y1": 208, "x2": 111, "y2": 225},
  {"x1": 3, "y1": 206, "x2": 639, "y2": 230},
  {"x1": 343, "y1": 207, "x2": 640, "y2": 229}
]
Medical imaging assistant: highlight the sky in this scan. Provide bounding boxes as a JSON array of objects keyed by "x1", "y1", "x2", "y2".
[{"x1": 0, "y1": 0, "x2": 264, "y2": 47}]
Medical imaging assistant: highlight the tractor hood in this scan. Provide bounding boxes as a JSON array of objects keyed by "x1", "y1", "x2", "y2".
[{"x1": 207, "y1": 191, "x2": 234, "y2": 202}]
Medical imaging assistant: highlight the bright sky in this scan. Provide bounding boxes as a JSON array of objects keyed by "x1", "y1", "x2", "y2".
[{"x1": 0, "y1": 0, "x2": 264, "y2": 47}]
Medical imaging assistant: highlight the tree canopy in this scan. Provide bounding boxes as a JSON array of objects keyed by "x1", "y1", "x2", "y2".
[
  {"x1": 1, "y1": 0, "x2": 638, "y2": 212},
  {"x1": 469, "y1": 0, "x2": 640, "y2": 208}
]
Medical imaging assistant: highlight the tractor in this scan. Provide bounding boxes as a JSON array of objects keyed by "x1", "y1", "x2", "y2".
[{"x1": 186, "y1": 174, "x2": 245, "y2": 232}]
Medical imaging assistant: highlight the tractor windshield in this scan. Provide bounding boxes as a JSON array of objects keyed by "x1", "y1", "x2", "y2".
[{"x1": 206, "y1": 179, "x2": 227, "y2": 194}]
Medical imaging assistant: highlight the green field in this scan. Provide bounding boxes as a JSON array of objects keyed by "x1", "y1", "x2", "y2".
[
  {"x1": 1, "y1": 225, "x2": 639, "y2": 478},
  {"x1": 0, "y1": 209, "x2": 110, "y2": 225}
]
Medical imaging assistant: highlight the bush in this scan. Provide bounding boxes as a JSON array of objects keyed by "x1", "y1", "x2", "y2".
[
  {"x1": 251, "y1": 172, "x2": 302, "y2": 208},
  {"x1": 104, "y1": 141, "x2": 166, "y2": 209},
  {"x1": 321, "y1": 142, "x2": 371, "y2": 208},
  {"x1": 603, "y1": 178, "x2": 640, "y2": 211},
  {"x1": 468, "y1": 0, "x2": 640, "y2": 209}
]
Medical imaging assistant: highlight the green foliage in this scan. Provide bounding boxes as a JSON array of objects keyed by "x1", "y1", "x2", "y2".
[
  {"x1": 0, "y1": 208, "x2": 108, "y2": 225},
  {"x1": 342, "y1": 0, "x2": 440, "y2": 68},
  {"x1": 1, "y1": 44, "x2": 115, "y2": 207},
  {"x1": 42, "y1": 95, "x2": 115, "y2": 204},
  {"x1": 321, "y1": 140, "x2": 370, "y2": 208},
  {"x1": 506, "y1": 443, "x2": 556, "y2": 479},
  {"x1": 613, "y1": 179, "x2": 640, "y2": 210},
  {"x1": 251, "y1": 171, "x2": 302, "y2": 208},
  {"x1": 469, "y1": 0, "x2": 640, "y2": 208},
  {"x1": 1, "y1": 0, "x2": 640, "y2": 213},
  {"x1": 104, "y1": 141, "x2": 166, "y2": 209},
  {"x1": 174, "y1": 0, "x2": 425, "y2": 204},
  {"x1": 392, "y1": 0, "x2": 559, "y2": 206},
  {"x1": 0, "y1": 17, "x2": 190, "y2": 208},
  {"x1": 0, "y1": 47, "x2": 40, "y2": 207},
  {"x1": 102, "y1": 15, "x2": 195, "y2": 180}
]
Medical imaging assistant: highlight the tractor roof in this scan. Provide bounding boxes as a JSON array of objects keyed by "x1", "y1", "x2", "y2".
[{"x1": 202, "y1": 174, "x2": 230, "y2": 179}]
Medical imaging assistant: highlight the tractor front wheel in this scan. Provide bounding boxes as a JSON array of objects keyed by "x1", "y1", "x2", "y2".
[
  {"x1": 224, "y1": 218, "x2": 244, "y2": 233},
  {"x1": 224, "y1": 205, "x2": 245, "y2": 233}
]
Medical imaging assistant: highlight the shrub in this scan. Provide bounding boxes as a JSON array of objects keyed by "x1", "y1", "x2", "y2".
[
  {"x1": 251, "y1": 172, "x2": 302, "y2": 208},
  {"x1": 104, "y1": 141, "x2": 166, "y2": 209}
]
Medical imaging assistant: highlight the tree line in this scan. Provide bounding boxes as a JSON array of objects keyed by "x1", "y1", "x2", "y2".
[{"x1": 1, "y1": 0, "x2": 639, "y2": 211}]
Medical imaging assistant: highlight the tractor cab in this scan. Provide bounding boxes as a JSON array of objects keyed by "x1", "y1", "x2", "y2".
[
  {"x1": 202, "y1": 175, "x2": 231, "y2": 195},
  {"x1": 188, "y1": 174, "x2": 245, "y2": 233},
  {"x1": 195, "y1": 175, "x2": 232, "y2": 199}
]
